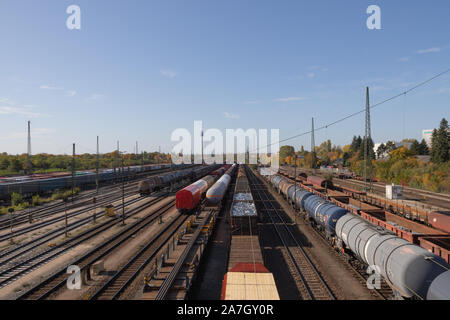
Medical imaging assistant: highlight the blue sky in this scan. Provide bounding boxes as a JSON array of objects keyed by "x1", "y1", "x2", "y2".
[{"x1": 0, "y1": 0, "x2": 449, "y2": 155}]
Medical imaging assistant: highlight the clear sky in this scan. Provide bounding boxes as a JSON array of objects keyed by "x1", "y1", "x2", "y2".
[{"x1": 0, "y1": 0, "x2": 449, "y2": 155}]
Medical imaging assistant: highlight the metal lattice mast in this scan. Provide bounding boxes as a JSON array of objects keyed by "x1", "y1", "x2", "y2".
[
  {"x1": 96, "y1": 136, "x2": 99, "y2": 193},
  {"x1": 27, "y1": 121, "x2": 32, "y2": 174},
  {"x1": 311, "y1": 117, "x2": 315, "y2": 169},
  {"x1": 364, "y1": 87, "x2": 373, "y2": 192}
]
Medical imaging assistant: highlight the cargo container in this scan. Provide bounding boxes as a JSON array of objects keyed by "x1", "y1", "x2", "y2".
[{"x1": 428, "y1": 211, "x2": 450, "y2": 233}]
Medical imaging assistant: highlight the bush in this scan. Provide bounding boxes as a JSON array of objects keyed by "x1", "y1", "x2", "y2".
[{"x1": 10, "y1": 192, "x2": 23, "y2": 206}]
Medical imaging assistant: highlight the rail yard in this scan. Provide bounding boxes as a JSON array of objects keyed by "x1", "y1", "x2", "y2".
[
  {"x1": 0, "y1": 162, "x2": 448, "y2": 301},
  {"x1": 1, "y1": 3, "x2": 449, "y2": 319}
]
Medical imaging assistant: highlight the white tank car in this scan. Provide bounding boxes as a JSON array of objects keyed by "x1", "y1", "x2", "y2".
[
  {"x1": 206, "y1": 164, "x2": 236, "y2": 205},
  {"x1": 335, "y1": 213, "x2": 450, "y2": 300}
]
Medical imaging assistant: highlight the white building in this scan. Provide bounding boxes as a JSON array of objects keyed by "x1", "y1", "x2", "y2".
[{"x1": 422, "y1": 129, "x2": 434, "y2": 147}]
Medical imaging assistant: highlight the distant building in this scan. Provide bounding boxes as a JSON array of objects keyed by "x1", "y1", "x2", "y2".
[{"x1": 422, "y1": 129, "x2": 434, "y2": 147}]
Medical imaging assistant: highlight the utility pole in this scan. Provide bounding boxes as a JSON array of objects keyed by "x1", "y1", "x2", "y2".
[
  {"x1": 136, "y1": 141, "x2": 138, "y2": 155},
  {"x1": 96, "y1": 136, "x2": 99, "y2": 193},
  {"x1": 364, "y1": 87, "x2": 373, "y2": 192},
  {"x1": 121, "y1": 153, "x2": 125, "y2": 225},
  {"x1": 71, "y1": 143, "x2": 75, "y2": 202},
  {"x1": 27, "y1": 121, "x2": 32, "y2": 175},
  {"x1": 311, "y1": 118, "x2": 316, "y2": 170},
  {"x1": 201, "y1": 130, "x2": 204, "y2": 165},
  {"x1": 293, "y1": 154, "x2": 298, "y2": 224},
  {"x1": 116, "y1": 141, "x2": 120, "y2": 183}
]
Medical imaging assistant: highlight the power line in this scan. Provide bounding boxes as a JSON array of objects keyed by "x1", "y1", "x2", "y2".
[{"x1": 254, "y1": 67, "x2": 450, "y2": 153}]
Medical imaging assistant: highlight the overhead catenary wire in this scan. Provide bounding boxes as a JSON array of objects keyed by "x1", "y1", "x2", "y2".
[{"x1": 253, "y1": 67, "x2": 450, "y2": 153}]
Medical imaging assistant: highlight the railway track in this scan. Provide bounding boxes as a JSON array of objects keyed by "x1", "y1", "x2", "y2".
[
  {"x1": 0, "y1": 181, "x2": 142, "y2": 232},
  {"x1": 0, "y1": 195, "x2": 169, "y2": 290},
  {"x1": 246, "y1": 167, "x2": 336, "y2": 300},
  {"x1": 263, "y1": 170, "x2": 392, "y2": 300},
  {"x1": 89, "y1": 212, "x2": 189, "y2": 300},
  {"x1": 153, "y1": 209, "x2": 215, "y2": 300},
  {"x1": 0, "y1": 195, "x2": 147, "y2": 265},
  {"x1": 336, "y1": 177, "x2": 450, "y2": 209},
  {"x1": 16, "y1": 199, "x2": 177, "y2": 300},
  {"x1": 0, "y1": 189, "x2": 139, "y2": 242},
  {"x1": 0, "y1": 165, "x2": 193, "y2": 228}
]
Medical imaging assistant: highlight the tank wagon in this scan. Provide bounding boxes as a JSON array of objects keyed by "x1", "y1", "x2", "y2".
[
  {"x1": 175, "y1": 165, "x2": 225, "y2": 212},
  {"x1": 336, "y1": 213, "x2": 450, "y2": 300},
  {"x1": 258, "y1": 170, "x2": 450, "y2": 300},
  {"x1": 0, "y1": 163, "x2": 178, "y2": 200},
  {"x1": 138, "y1": 165, "x2": 217, "y2": 195},
  {"x1": 206, "y1": 164, "x2": 236, "y2": 205}
]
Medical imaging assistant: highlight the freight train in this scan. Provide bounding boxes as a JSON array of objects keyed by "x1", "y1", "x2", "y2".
[
  {"x1": 175, "y1": 165, "x2": 230, "y2": 213},
  {"x1": 277, "y1": 167, "x2": 450, "y2": 240},
  {"x1": 221, "y1": 165, "x2": 280, "y2": 300},
  {"x1": 259, "y1": 169, "x2": 450, "y2": 300},
  {"x1": 138, "y1": 164, "x2": 219, "y2": 196},
  {"x1": 0, "y1": 163, "x2": 177, "y2": 200}
]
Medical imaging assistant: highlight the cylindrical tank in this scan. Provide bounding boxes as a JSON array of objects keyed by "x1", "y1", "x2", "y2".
[
  {"x1": 206, "y1": 174, "x2": 232, "y2": 205},
  {"x1": 335, "y1": 213, "x2": 450, "y2": 299},
  {"x1": 176, "y1": 179, "x2": 208, "y2": 211},
  {"x1": 202, "y1": 175, "x2": 216, "y2": 189},
  {"x1": 279, "y1": 180, "x2": 293, "y2": 197},
  {"x1": 272, "y1": 175, "x2": 284, "y2": 190},
  {"x1": 138, "y1": 180, "x2": 150, "y2": 194}
]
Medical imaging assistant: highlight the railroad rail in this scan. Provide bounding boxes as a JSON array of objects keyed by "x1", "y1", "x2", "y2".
[
  {"x1": 0, "y1": 189, "x2": 139, "y2": 242},
  {"x1": 154, "y1": 209, "x2": 215, "y2": 300},
  {"x1": 0, "y1": 164, "x2": 195, "y2": 228},
  {"x1": 89, "y1": 213, "x2": 189, "y2": 300},
  {"x1": 0, "y1": 194, "x2": 147, "y2": 265},
  {"x1": 246, "y1": 167, "x2": 336, "y2": 300},
  {"x1": 0, "y1": 196, "x2": 170, "y2": 290},
  {"x1": 16, "y1": 199, "x2": 177, "y2": 300}
]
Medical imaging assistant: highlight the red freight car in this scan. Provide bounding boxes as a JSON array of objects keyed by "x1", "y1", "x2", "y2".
[
  {"x1": 175, "y1": 175, "x2": 216, "y2": 212},
  {"x1": 428, "y1": 211, "x2": 450, "y2": 233},
  {"x1": 306, "y1": 175, "x2": 333, "y2": 189}
]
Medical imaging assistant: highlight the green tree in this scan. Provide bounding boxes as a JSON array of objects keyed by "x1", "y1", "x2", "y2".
[
  {"x1": 410, "y1": 139, "x2": 421, "y2": 155},
  {"x1": 419, "y1": 139, "x2": 429, "y2": 155},
  {"x1": 431, "y1": 118, "x2": 449, "y2": 164},
  {"x1": 279, "y1": 145, "x2": 295, "y2": 164},
  {"x1": 8, "y1": 158, "x2": 23, "y2": 172},
  {"x1": 11, "y1": 192, "x2": 23, "y2": 206}
]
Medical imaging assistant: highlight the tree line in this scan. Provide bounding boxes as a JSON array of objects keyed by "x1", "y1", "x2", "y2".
[
  {"x1": 0, "y1": 151, "x2": 172, "y2": 176},
  {"x1": 279, "y1": 118, "x2": 449, "y2": 193}
]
